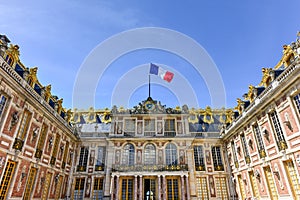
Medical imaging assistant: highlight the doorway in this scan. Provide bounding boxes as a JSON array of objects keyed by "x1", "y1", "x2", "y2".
[{"x1": 144, "y1": 178, "x2": 156, "y2": 200}]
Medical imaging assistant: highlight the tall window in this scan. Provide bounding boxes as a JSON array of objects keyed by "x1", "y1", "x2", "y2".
[
  {"x1": 165, "y1": 143, "x2": 177, "y2": 165},
  {"x1": 0, "y1": 160, "x2": 16, "y2": 200},
  {"x1": 50, "y1": 134, "x2": 60, "y2": 165},
  {"x1": 194, "y1": 146, "x2": 205, "y2": 171},
  {"x1": 231, "y1": 142, "x2": 239, "y2": 168},
  {"x1": 253, "y1": 124, "x2": 266, "y2": 158},
  {"x1": 35, "y1": 123, "x2": 48, "y2": 159},
  {"x1": 124, "y1": 119, "x2": 136, "y2": 136},
  {"x1": 13, "y1": 110, "x2": 32, "y2": 150},
  {"x1": 95, "y1": 146, "x2": 106, "y2": 170},
  {"x1": 121, "y1": 178, "x2": 133, "y2": 200},
  {"x1": 164, "y1": 119, "x2": 176, "y2": 136},
  {"x1": 93, "y1": 178, "x2": 104, "y2": 200},
  {"x1": 212, "y1": 146, "x2": 224, "y2": 171},
  {"x1": 23, "y1": 167, "x2": 37, "y2": 200},
  {"x1": 122, "y1": 144, "x2": 135, "y2": 166},
  {"x1": 0, "y1": 94, "x2": 7, "y2": 120},
  {"x1": 74, "y1": 178, "x2": 85, "y2": 200},
  {"x1": 215, "y1": 177, "x2": 228, "y2": 200},
  {"x1": 167, "y1": 178, "x2": 179, "y2": 200},
  {"x1": 144, "y1": 119, "x2": 155, "y2": 136},
  {"x1": 77, "y1": 147, "x2": 89, "y2": 171},
  {"x1": 294, "y1": 93, "x2": 300, "y2": 115},
  {"x1": 17, "y1": 110, "x2": 32, "y2": 140},
  {"x1": 54, "y1": 175, "x2": 63, "y2": 200},
  {"x1": 240, "y1": 134, "x2": 251, "y2": 164},
  {"x1": 197, "y1": 177, "x2": 209, "y2": 200},
  {"x1": 270, "y1": 111, "x2": 287, "y2": 150},
  {"x1": 144, "y1": 144, "x2": 156, "y2": 165},
  {"x1": 62, "y1": 141, "x2": 69, "y2": 169}
]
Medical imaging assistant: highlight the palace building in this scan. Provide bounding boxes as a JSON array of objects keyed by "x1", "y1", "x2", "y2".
[{"x1": 0, "y1": 32, "x2": 299, "y2": 200}]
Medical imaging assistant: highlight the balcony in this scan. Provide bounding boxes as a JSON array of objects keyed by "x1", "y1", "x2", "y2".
[
  {"x1": 35, "y1": 149, "x2": 43, "y2": 159},
  {"x1": 95, "y1": 164, "x2": 105, "y2": 171},
  {"x1": 12, "y1": 138, "x2": 24, "y2": 151},
  {"x1": 77, "y1": 165, "x2": 87, "y2": 172},
  {"x1": 278, "y1": 140, "x2": 288, "y2": 151},
  {"x1": 213, "y1": 164, "x2": 224, "y2": 171},
  {"x1": 259, "y1": 150, "x2": 266, "y2": 158},
  {"x1": 112, "y1": 164, "x2": 188, "y2": 172},
  {"x1": 195, "y1": 165, "x2": 206, "y2": 171}
]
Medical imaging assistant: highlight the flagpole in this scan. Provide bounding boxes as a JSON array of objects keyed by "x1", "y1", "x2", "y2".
[{"x1": 148, "y1": 74, "x2": 151, "y2": 98}]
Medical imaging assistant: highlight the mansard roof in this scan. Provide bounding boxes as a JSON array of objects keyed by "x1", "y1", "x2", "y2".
[
  {"x1": 223, "y1": 32, "x2": 300, "y2": 137},
  {"x1": 0, "y1": 36, "x2": 72, "y2": 127}
]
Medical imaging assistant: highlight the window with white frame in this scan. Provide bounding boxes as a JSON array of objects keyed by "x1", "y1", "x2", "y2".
[
  {"x1": 124, "y1": 119, "x2": 136, "y2": 136},
  {"x1": 96, "y1": 146, "x2": 106, "y2": 167},
  {"x1": 165, "y1": 143, "x2": 177, "y2": 165},
  {"x1": 231, "y1": 142, "x2": 239, "y2": 168},
  {"x1": 144, "y1": 118, "x2": 155, "y2": 136},
  {"x1": 77, "y1": 147, "x2": 89, "y2": 171},
  {"x1": 253, "y1": 124, "x2": 266, "y2": 158},
  {"x1": 270, "y1": 111, "x2": 287, "y2": 150},
  {"x1": 164, "y1": 119, "x2": 176, "y2": 136},
  {"x1": 144, "y1": 144, "x2": 156, "y2": 165},
  {"x1": 122, "y1": 144, "x2": 135, "y2": 166},
  {"x1": 0, "y1": 94, "x2": 8, "y2": 120},
  {"x1": 194, "y1": 145, "x2": 205, "y2": 171},
  {"x1": 294, "y1": 93, "x2": 300, "y2": 115},
  {"x1": 240, "y1": 134, "x2": 251, "y2": 164},
  {"x1": 211, "y1": 146, "x2": 224, "y2": 171}
]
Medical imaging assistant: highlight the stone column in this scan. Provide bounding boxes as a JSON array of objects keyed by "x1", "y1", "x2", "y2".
[
  {"x1": 157, "y1": 175, "x2": 161, "y2": 200},
  {"x1": 105, "y1": 141, "x2": 115, "y2": 197},
  {"x1": 162, "y1": 175, "x2": 167, "y2": 200},
  {"x1": 186, "y1": 147, "x2": 196, "y2": 196},
  {"x1": 181, "y1": 175, "x2": 186, "y2": 200},
  {"x1": 115, "y1": 175, "x2": 120, "y2": 200},
  {"x1": 185, "y1": 175, "x2": 190, "y2": 200},
  {"x1": 139, "y1": 175, "x2": 143, "y2": 200},
  {"x1": 110, "y1": 175, "x2": 114, "y2": 200},
  {"x1": 134, "y1": 175, "x2": 138, "y2": 200}
]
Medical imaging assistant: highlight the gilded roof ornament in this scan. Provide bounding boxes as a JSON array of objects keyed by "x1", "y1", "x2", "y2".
[
  {"x1": 55, "y1": 98, "x2": 63, "y2": 114},
  {"x1": 42, "y1": 84, "x2": 52, "y2": 103},
  {"x1": 245, "y1": 85, "x2": 255, "y2": 102},
  {"x1": 86, "y1": 107, "x2": 96, "y2": 123},
  {"x1": 203, "y1": 106, "x2": 214, "y2": 124},
  {"x1": 65, "y1": 109, "x2": 72, "y2": 123},
  {"x1": 26, "y1": 67, "x2": 38, "y2": 86},
  {"x1": 6, "y1": 44, "x2": 20, "y2": 65},
  {"x1": 188, "y1": 108, "x2": 198, "y2": 124},
  {"x1": 234, "y1": 98, "x2": 244, "y2": 115},
  {"x1": 225, "y1": 109, "x2": 234, "y2": 124},
  {"x1": 101, "y1": 111, "x2": 111, "y2": 124},
  {"x1": 274, "y1": 44, "x2": 297, "y2": 69},
  {"x1": 258, "y1": 68, "x2": 273, "y2": 88}
]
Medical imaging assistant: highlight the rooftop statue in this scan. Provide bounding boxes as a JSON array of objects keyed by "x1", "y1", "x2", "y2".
[
  {"x1": 274, "y1": 44, "x2": 297, "y2": 69},
  {"x1": 258, "y1": 68, "x2": 273, "y2": 88}
]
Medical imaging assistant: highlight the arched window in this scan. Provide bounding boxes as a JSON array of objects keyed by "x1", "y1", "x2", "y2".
[
  {"x1": 144, "y1": 144, "x2": 156, "y2": 165},
  {"x1": 122, "y1": 143, "x2": 135, "y2": 166},
  {"x1": 165, "y1": 143, "x2": 177, "y2": 165}
]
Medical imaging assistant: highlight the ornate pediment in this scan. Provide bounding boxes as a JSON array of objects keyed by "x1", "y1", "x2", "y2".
[{"x1": 111, "y1": 97, "x2": 182, "y2": 115}]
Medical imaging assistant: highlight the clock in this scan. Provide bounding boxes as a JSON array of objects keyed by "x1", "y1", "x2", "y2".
[{"x1": 144, "y1": 100, "x2": 155, "y2": 111}]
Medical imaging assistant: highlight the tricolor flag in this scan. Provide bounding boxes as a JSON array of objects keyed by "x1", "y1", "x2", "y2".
[{"x1": 149, "y1": 63, "x2": 174, "y2": 83}]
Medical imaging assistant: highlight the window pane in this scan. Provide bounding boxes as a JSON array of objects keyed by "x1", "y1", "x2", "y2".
[
  {"x1": 144, "y1": 144, "x2": 156, "y2": 165},
  {"x1": 166, "y1": 143, "x2": 177, "y2": 165}
]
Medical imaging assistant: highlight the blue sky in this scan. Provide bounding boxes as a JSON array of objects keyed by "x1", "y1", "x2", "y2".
[{"x1": 0, "y1": 1, "x2": 299, "y2": 110}]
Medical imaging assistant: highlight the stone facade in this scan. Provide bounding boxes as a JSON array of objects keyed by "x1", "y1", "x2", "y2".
[{"x1": 0, "y1": 33, "x2": 300, "y2": 200}]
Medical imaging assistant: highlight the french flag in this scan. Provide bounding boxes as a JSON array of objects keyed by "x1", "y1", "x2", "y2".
[{"x1": 149, "y1": 63, "x2": 174, "y2": 83}]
